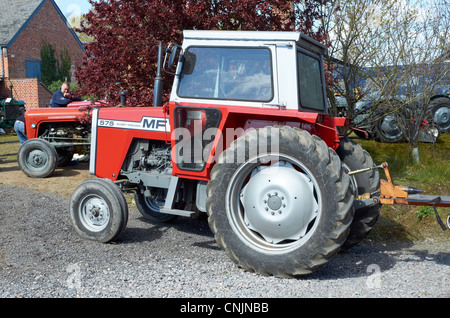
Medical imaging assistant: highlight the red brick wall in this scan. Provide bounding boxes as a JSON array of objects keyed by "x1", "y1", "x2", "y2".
[
  {"x1": 4, "y1": 78, "x2": 52, "y2": 109},
  {"x1": 6, "y1": 0, "x2": 84, "y2": 80}
]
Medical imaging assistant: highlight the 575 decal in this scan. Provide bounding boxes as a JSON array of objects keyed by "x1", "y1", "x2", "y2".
[
  {"x1": 99, "y1": 120, "x2": 114, "y2": 127},
  {"x1": 98, "y1": 117, "x2": 170, "y2": 132}
]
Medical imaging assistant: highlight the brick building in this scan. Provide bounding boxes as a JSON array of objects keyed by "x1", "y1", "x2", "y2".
[{"x1": 0, "y1": 0, "x2": 85, "y2": 109}]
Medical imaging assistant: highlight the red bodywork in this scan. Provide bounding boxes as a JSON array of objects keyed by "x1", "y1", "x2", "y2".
[
  {"x1": 92, "y1": 101, "x2": 346, "y2": 182},
  {"x1": 93, "y1": 106, "x2": 169, "y2": 179},
  {"x1": 24, "y1": 101, "x2": 107, "y2": 139}
]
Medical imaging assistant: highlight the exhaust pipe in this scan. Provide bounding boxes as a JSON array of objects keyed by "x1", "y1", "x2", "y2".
[
  {"x1": 119, "y1": 90, "x2": 128, "y2": 106},
  {"x1": 153, "y1": 41, "x2": 164, "y2": 107}
]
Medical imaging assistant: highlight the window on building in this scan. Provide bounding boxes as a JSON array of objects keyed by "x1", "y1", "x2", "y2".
[{"x1": 26, "y1": 60, "x2": 42, "y2": 80}]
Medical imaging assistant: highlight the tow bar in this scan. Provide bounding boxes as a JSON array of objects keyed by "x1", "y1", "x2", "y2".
[{"x1": 351, "y1": 162, "x2": 450, "y2": 230}]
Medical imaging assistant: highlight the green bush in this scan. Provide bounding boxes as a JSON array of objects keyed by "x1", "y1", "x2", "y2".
[{"x1": 414, "y1": 206, "x2": 435, "y2": 221}]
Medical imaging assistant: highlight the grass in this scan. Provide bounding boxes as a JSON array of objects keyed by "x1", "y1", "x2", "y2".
[
  {"x1": 357, "y1": 133, "x2": 450, "y2": 192},
  {"x1": 0, "y1": 133, "x2": 20, "y2": 163},
  {"x1": 354, "y1": 132, "x2": 450, "y2": 243}
]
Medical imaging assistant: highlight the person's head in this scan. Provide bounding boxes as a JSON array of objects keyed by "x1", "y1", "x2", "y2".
[{"x1": 61, "y1": 82, "x2": 70, "y2": 94}]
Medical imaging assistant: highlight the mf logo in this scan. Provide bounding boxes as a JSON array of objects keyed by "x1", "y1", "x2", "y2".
[
  {"x1": 98, "y1": 117, "x2": 170, "y2": 132},
  {"x1": 142, "y1": 118, "x2": 169, "y2": 131}
]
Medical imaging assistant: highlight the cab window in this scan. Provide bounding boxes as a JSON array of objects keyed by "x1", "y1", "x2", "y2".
[
  {"x1": 297, "y1": 50, "x2": 326, "y2": 110},
  {"x1": 178, "y1": 47, "x2": 273, "y2": 102}
]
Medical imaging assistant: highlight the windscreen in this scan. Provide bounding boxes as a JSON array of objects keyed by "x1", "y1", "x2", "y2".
[{"x1": 178, "y1": 47, "x2": 273, "y2": 102}]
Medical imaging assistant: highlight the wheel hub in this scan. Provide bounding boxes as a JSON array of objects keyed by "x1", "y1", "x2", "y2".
[
  {"x1": 434, "y1": 106, "x2": 450, "y2": 129},
  {"x1": 267, "y1": 194, "x2": 283, "y2": 211},
  {"x1": 28, "y1": 150, "x2": 47, "y2": 168},
  {"x1": 380, "y1": 115, "x2": 401, "y2": 137},
  {"x1": 81, "y1": 197, "x2": 110, "y2": 231},
  {"x1": 240, "y1": 161, "x2": 319, "y2": 244}
]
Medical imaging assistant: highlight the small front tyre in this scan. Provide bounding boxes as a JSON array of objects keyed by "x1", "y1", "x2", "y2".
[{"x1": 70, "y1": 178, "x2": 129, "y2": 243}]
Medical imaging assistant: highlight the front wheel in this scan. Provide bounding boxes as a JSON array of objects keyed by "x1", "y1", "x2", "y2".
[
  {"x1": 69, "y1": 178, "x2": 128, "y2": 243},
  {"x1": 17, "y1": 139, "x2": 57, "y2": 178},
  {"x1": 206, "y1": 126, "x2": 354, "y2": 277}
]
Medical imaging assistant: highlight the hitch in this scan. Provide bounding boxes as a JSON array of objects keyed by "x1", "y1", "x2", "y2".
[
  {"x1": 350, "y1": 162, "x2": 449, "y2": 230},
  {"x1": 378, "y1": 162, "x2": 449, "y2": 230},
  {"x1": 380, "y1": 162, "x2": 450, "y2": 231}
]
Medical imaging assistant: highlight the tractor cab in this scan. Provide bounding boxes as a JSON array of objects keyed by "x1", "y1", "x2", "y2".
[{"x1": 169, "y1": 30, "x2": 328, "y2": 114}]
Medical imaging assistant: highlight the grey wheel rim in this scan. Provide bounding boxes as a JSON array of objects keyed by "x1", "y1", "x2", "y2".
[
  {"x1": 79, "y1": 195, "x2": 110, "y2": 232},
  {"x1": 226, "y1": 154, "x2": 322, "y2": 254},
  {"x1": 434, "y1": 105, "x2": 450, "y2": 131},
  {"x1": 379, "y1": 114, "x2": 402, "y2": 140},
  {"x1": 26, "y1": 149, "x2": 49, "y2": 172}
]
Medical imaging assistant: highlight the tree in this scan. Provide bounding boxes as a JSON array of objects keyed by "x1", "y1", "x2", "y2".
[
  {"x1": 321, "y1": 0, "x2": 449, "y2": 162},
  {"x1": 74, "y1": 0, "x2": 331, "y2": 106},
  {"x1": 382, "y1": 0, "x2": 449, "y2": 136},
  {"x1": 41, "y1": 43, "x2": 58, "y2": 86},
  {"x1": 40, "y1": 43, "x2": 72, "y2": 87},
  {"x1": 69, "y1": 15, "x2": 94, "y2": 44}
]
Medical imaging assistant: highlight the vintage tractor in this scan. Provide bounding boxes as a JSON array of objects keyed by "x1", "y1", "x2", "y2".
[
  {"x1": 17, "y1": 100, "x2": 111, "y2": 178},
  {"x1": 351, "y1": 96, "x2": 441, "y2": 143},
  {"x1": 0, "y1": 86, "x2": 26, "y2": 131},
  {"x1": 68, "y1": 31, "x2": 448, "y2": 277}
]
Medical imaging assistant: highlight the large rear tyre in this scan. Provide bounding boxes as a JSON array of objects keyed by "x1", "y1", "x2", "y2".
[
  {"x1": 337, "y1": 137, "x2": 381, "y2": 249},
  {"x1": 57, "y1": 149, "x2": 74, "y2": 167},
  {"x1": 69, "y1": 178, "x2": 129, "y2": 243},
  {"x1": 134, "y1": 190, "x2": 178, "y2": 223},
  {"x1": 17, "y1": 139, "x2": 57, "y2": 178},
  {"x1": 429, "y1": 97, "x2": 450, "y2": 133},
  {"x1": 372, "y1": 112, "x2": 403, "y2": 143},
  {"x1": 206, "y1": 126, "x2": 354, "y2": 277}
]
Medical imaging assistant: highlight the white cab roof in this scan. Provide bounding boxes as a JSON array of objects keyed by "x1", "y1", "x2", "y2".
[
  {"x1": 182, "y1": 30, "x2": 326, "y2": 52},
  {"x1": 183, "y1": 30, "x2": 303, "y2": 42}
]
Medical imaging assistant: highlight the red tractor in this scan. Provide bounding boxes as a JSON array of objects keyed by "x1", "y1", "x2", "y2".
[
  {"x1": 17, "y1": 100, "x2": 113, "y2": 178},
  {"x1": 69, "y1": 31, "x2": 383, "y2": 277}
]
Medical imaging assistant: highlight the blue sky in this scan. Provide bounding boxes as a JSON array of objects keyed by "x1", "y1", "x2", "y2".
[{"x1": 54, "y1": 0, "x2": 93, "y2": 18}]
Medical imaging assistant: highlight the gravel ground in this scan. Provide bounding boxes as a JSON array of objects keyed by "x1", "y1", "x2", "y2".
[{"x1": 0, "y1": 183, "x2": 448, "y2": 299}]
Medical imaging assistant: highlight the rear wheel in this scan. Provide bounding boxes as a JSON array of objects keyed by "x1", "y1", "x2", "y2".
[
  {"x1": 429, "y1": 97, "x2": 450, "y2": 132},
  {"x1": 57, "y1": 148, "x2": 74, "y2": 167},
  {"x1": 134, "y1": 189, "x2": 178, "y2": 223},
  {"x1": 206, "y1": 126, "x2": 354, "y2": 277},
  {"x1": 69, "y1": 178, "x2": 128, "y2": 243},
  {"x1": 337, "y1": 137, "x2": 381, "y2": 249},
  {"x1": 373, "y1": 112, "x2": 403, "y2": 143},
  {"x1": 17, "y1": 139, "x2": 57, "y2": 178}
]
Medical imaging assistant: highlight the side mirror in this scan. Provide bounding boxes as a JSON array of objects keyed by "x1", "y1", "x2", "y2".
[
  {"x1": 163, "y1": 43, "x2": 181, "y2": 75},
  {"x1": 167, "y1": 44, "x2": 179, "y2": 68},
  {"x1": 181, "y1": 51, "x2": 196, "y2": 75},
  {"x1": 163, "y1": 43, "x2": 196, "y2": 76}
]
